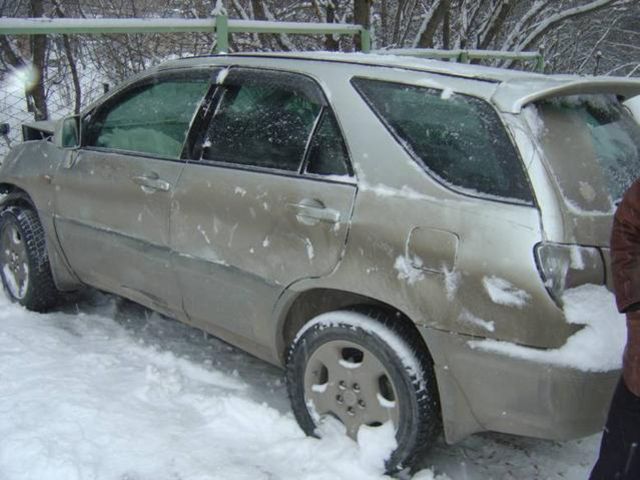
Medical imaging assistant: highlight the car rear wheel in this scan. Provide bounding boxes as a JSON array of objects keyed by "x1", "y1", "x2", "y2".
[
  {"x1": 0, "y1": 206, "x2": 57, "y2": 311},
  {"x1": 286, "y1": 309, "x2": 441, "y2": 472}
]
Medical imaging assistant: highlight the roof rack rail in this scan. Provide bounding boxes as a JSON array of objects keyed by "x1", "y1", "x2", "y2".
[{"x1": 375, "y1": 48, "x2": 544, "y2": 72}]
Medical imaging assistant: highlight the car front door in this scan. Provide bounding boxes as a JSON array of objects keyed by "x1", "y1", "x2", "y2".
[
  {"x1": 53, "y1": 69, "x2": 214, "y2": 317},
  {"x1": 171, "y1": 68, "x2": 357, "y2": 342}
]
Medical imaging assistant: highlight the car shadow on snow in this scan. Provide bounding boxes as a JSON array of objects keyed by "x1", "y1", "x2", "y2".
[{"x1": 59, "y1": 288, "x2": 291, "y2": 414}]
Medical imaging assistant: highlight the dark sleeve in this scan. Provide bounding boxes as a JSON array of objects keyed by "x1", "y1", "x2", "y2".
[{"x1": 611, "y1": 179, "x2": 640, "y2": 313}]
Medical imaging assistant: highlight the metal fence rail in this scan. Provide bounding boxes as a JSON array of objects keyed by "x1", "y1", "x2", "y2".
[
  {"x1": 0, "y1": 14, "x2": 375, "y2": 158},
  {"x1": 0, "y1": 15, "x2": 371, "y2": 54},
  {"x1": 0, "y1": 14, "x2": 544, "y2": 159}
]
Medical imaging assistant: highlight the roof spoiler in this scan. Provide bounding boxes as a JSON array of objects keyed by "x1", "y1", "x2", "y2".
[{"x1": 494, "y1": 78, "x2": 640, "y2": 113}]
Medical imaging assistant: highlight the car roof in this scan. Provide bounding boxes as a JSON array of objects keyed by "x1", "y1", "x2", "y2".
[{"x1": 156, "y1": 51, "x2": 640, "y2": 113}]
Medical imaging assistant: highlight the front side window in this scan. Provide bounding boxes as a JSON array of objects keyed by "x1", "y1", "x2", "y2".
[
  {"x1": 201, "y1": 74, "x2": 322, "y2": 172},
  {"x1": 352, "y1": 78, "x2": 534, "y2": 204},
  {"x1": 85, "y1": 74, "x2": 210, "y2": 158}
]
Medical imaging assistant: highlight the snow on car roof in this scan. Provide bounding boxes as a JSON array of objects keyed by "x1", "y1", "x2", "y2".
[
  {"x1": 164, "y1": 51, "x2": 640, "y2": 113},
  {"x1": 167, "y1": 50, "x2": 540, "y2": 82}
]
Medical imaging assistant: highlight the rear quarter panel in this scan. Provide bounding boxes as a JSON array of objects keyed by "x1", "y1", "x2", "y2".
[{"x1": 262, "y1": 62, "x2": 573, "y2": 354}]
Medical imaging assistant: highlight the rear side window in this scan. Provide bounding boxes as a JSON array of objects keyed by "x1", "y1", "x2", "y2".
[
  {"x1": 201, "y1": 80, "x2": 321, "y2": 171},
  {"x1": 85, "y1": 76, "x2": 210, "y2": 158},
  {"x1": 352, "y1": 78, "x2": 534, "y2": 204},
  {"x1": 535, "y1": 95, "x2": 640, "y2": 210}
]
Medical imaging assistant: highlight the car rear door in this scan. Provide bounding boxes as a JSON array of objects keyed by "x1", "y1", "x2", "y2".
[
  {"x1": 171, "y1": 67, "x2": 356, "y2": 340},
  {"x1": 53, "y1": 68, "x2": 214, "y2": 317}
]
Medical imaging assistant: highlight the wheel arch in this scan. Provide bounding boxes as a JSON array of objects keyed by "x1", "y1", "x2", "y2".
[
  {"x1": 278, "y1": 288, "x2": 435, "y2": 368},
  {"x1": 275, "y1": 287, "x2": 488, "y2": 446},
  {"x1": 0, "y1": 184, "x2": 36, "y2": 210},
  {"x1": 281, "y1": 289, "x2": 443, "y2": 470},
  {"x1": 0, "y1": 183, "x2": 81, "y2": 292}
]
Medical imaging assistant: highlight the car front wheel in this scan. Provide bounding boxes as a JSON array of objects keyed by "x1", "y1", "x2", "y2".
[
  {"x1": 0, "y1": 206, "x2": 57, "y2": 311},
  {"x1": 286, "y1": 309, "x2": 441, "y2": 472}
]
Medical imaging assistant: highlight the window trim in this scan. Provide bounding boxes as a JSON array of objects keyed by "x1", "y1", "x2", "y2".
[
  {"x1": 81, "y1": 68, "x2": 218, "y2": 162},
  {"x1": 299, "y1": 105, "x2": 326, "y2": 174},
  {"x1": 188, "y1": 156, "x2": 356, "y2": 185},
  {"x1": 183, "y1": 71, "x2": 227, "y2": 161},
  {"x1": 351, "y1": 76, "x2": 536, "y2": 207},
  {"x1": 300, "y1": 107, "x2": 355, "y2": 178},
  {"x1": 77, "y1": 147, "x2": 190, "y2": 165},
  {"x1": 187, "y1": 66, "x2": 355, "y2": 182}
]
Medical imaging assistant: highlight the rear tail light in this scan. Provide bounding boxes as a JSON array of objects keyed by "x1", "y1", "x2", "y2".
[{"x1": 534, "y1": 242, "x2": 605, "y2": 306}]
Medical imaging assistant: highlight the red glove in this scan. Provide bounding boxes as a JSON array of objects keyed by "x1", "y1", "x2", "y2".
[{"x1": 623, "y1": 311, "x2": 640, "y2": 397}]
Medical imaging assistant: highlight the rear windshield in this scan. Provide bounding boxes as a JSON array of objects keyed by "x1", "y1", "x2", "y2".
[
  {"x1": 534, "y1": 94, "x2": 640, "y2": 212},
  {"x1": 352, "y1": 78, "x2": 534, "y2": 205}
]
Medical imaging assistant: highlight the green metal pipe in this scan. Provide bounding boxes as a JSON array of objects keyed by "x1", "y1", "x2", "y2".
[
  {"x1": 359, "y1": 29, "x2": 371, "y2": 53},
  {"x1": 0, "y1": 18, "x2": 216, "y2": 34},
  {"x1": 215, "y1": 14, "x2": 229, "y2": 53},
  {"x1": 0, "y1": 17, "x2": 362, "y2": 36}
]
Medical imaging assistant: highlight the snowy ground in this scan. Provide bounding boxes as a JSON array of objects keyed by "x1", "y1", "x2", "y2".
[{"x1": 0, "y1": 289, "x2": 603, "y2": 480}]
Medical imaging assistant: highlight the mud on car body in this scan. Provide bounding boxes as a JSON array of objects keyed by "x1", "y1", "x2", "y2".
[{"x1": 2, "y1": 52, "x2": 640, "y2": 471}]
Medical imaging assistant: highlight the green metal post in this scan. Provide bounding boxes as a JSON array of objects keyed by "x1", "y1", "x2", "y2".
[
  {"x1": 215, "y1": 14, "x2": 229, "y2": 53},
  {"x1": 359, "y1": 28, "x2": 371, "y2": 53},
  {"x1": 458, "y1": 50, "x2": 469, "y2": 63}
]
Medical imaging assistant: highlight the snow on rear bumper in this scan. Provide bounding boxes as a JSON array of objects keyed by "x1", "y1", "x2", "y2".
[{"x1": 418, "y1": 325, "x2": 619, "y2": 444}]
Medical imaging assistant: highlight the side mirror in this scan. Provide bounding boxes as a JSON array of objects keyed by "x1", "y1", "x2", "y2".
[{"x1": 58, "y1": 115, "x2": 80, "y2": 148}]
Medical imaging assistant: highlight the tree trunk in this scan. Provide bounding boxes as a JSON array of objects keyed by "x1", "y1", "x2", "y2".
[
  {"x1": 325, "y1": 3, "x2": 339, "y2": 51},
  {"x1": 477, "y1": 0, "x2": 513, "y2": 50},
  {"x1": 353, "y1": 0, "x2": 372, "y2": 51},
  {"x1": 415, "y1": 0, "x2": 448, "y2": 48},
  {"x1": 251, "y1": 0, "x2": 290, "y2": 51},
  {"x1": 442, "y1": 0, "x2": 451, "y2": 49},
  {"x1": 0, "y1": 35, "x2": 25, "y2": 69},
  {"x1": 29, "y1": 0, "x2": 48, "y2": 120},
  {"x1": 53, "y1": 0, "x2": 82, "y2": 114}
]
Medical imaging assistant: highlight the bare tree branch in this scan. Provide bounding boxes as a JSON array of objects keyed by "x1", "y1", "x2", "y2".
[
  {"x1": 515, "y1": 0, "x2": 622, "y2": 53},
  {"x1": 500, "y1": 0, "x2": 551, "y2": 51}
]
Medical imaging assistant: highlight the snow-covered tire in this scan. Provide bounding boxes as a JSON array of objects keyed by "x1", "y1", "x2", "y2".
[
  {"x1": 286, "y1": 309, "x2": 441, "y2": 472},
  {"x1": 0, "y1": 206, "x2": 58, "y2": 311}
]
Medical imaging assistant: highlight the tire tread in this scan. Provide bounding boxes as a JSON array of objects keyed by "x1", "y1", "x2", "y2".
[
  {"x1": 0, "y1": 206, "x2": 58, "y2": 311},
  {"x1": 286, "y1": 308, "x2": 441, "y2": 473}
]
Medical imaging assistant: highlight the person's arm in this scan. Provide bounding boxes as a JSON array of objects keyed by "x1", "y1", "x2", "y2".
[
  {"x1": 611, "y1": 180, "x2": 640, "y2": 397},
  {"x1": 622, "y1": 311, "x2": 640, "y2": 397}
]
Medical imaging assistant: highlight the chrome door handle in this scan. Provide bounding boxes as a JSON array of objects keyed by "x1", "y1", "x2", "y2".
[
  {"x1": 289, "y1": 199, "x2": 341, "y2": 225},
  {"x1": 131, "y1": 174, "x2": 171, "y2": 192}
]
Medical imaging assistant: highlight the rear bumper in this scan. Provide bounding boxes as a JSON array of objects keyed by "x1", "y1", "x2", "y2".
[{"x1": 419, "y1": 326, "x2": 619, "y2": 443}]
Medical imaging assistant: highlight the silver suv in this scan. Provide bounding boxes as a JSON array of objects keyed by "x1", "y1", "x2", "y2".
[{"x1": 2, "y1": 52, "x2": 640, "y2": 471}]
